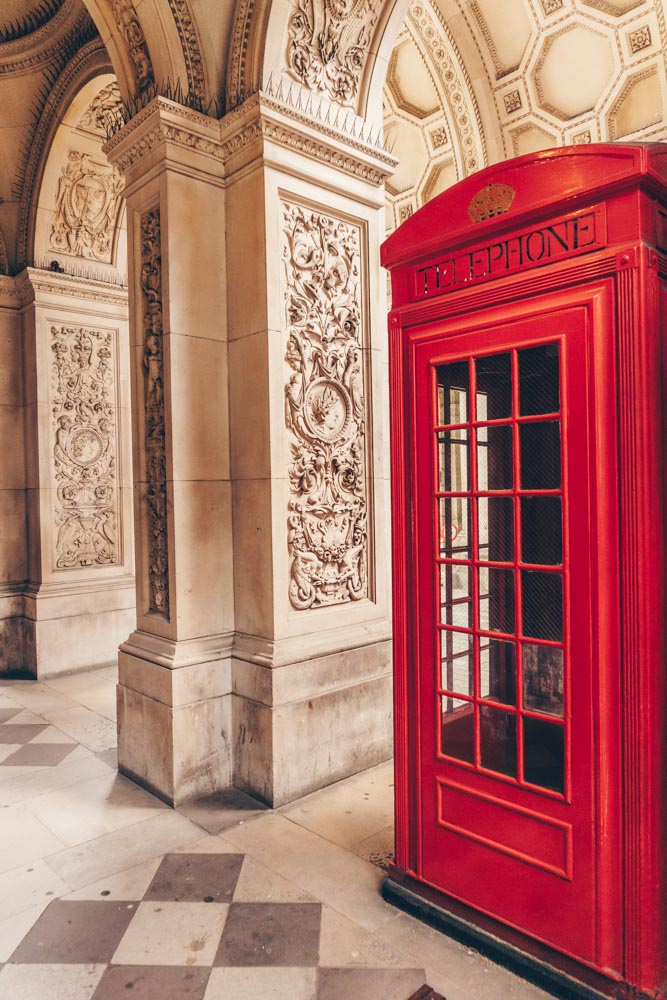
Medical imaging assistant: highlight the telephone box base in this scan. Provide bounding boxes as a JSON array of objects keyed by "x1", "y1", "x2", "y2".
[{"x1": 382, "y1": 870, "x2": 665, "y2": 1000}]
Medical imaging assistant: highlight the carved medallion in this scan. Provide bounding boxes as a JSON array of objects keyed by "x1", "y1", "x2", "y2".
[
  {"x1": 286, "y1": 0, "x2": 381, "y2": 104},
  {"x1": 140, "y1": 207, "x2": 170, "y2": 618},
  {"x1": 49, "y1": 151, "x2": 123, "y2": 262},
  {"x1": 50, "y1": 325, "x2": 119, "y2": 569},
  {"x1": 281, "y1": 202, "x2": 368, "y2": 610}
]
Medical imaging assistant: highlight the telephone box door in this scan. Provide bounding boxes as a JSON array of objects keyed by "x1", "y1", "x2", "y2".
[{"x1": 414, "y1": 302, "x2": 600, "y2": 962}]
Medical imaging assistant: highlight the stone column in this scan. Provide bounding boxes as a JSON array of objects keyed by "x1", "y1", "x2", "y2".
[
  {"x1": 0, "y1": 277, "x2": 27, "y2": 673},
  {"x1": 17, "y1": 268, "x2": 135, "y2": 677},
  {"x1": 103, "y1": 99, "x2": 233, "y2": 805},
  {"x1": 221, "y1": 93, "x2": 397, "y2": 806}
]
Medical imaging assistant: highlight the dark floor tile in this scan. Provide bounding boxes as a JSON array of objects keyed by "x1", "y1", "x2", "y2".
[
  {"x1": 0, "y1": 724, "x2": 49, "y2": 745},
  {"x1": 407, "y1": 987, "x2": 447, "y2": 1000},
  {"x1": 318, "y1": 968, "x2": 427, "y2": 1000},
  {"x1": 93, "y1": 965, "x2": 210, "y2": 1000},
  {"x1": 177, "y1": 788, "x2": 267, "y2": 835},
  {"x1": 143, "y1": 853, "x2": 244, "y2": 903},
  {"x1": 1, "y1": 743, "x2": 75, "y2": 767},
  {"x1": 214, "y1": 902, "x2": 321, "y2": 967},
  {"x1": 0, "y1": 709, "x2": 22, "y2": 724},
  {"x1": 96, "y1": 749, "x2": 118, "y2": 770},
  {"x1": 10, "y1": 900, "x2": 137, "y2": 964}
]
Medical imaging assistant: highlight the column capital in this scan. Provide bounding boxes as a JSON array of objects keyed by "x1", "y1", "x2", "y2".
[
  {"x1": 102, "y1": 97, "x2": 225, "y2": 194},
  {"x1": 15, "y1": 268, "x2": 128, "y2": 310},
  {"x1": 219, "y1": 90, "x2": 398, "y2": 190}
]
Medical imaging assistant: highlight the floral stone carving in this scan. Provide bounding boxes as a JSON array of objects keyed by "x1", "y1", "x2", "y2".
[
  {"x1": 51, "y1": 325, "x2": 119, "y2": 569},
  {"x1": 282, "y1": 201, "x2": 368, "y2": 610},
  {"x1": 286, "y1": 0, "x2": 380, "y2": 104},
  {"x1": 79, "y1": 82, "x2": 123, "y2": 135},
  {"x1": 140, "y1": 207, "x2": 170, "y2": 618},
  {"x1": 49, "y1": 151, "x2": 123, "y2": 262}
]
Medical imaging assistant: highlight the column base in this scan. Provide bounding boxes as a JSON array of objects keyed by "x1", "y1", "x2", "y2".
[
  {"x1": 21, "y1": 579, "x2": 135, "y2": 678},
  {"x1": 232, "y1": 633, "x2": 393, "y2": 806},
  {"x1": 117, "y1": 630, "x2": 234, "y2": 806}
]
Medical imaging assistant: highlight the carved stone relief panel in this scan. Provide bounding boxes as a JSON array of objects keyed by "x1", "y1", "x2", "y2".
[
  {"x1": 286, "y1": 0, "x2": 381, "y2": 104},
  {"x1": 140, "y1": 207, "x2": 169, "y2": 618},
  {"x1": 79, "y1": 82, "x2": 123, "y2": 135},
  {"x1": 109, "y1": 0, "x2": 154, "y2": 94},
  {"x1": 50, "y1": 324, "x2": 119, "y2": 569},
  {"x1": 49, "y1": 151, "x2": 123, "y2": 262},
  {"x1": 281, "y1": 201, "x2": 369, "y2": 610}
]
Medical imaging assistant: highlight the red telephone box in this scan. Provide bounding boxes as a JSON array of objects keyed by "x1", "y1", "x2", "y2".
[{"x1": 381, "y1": 145, "x2": 667, "y2": 999}]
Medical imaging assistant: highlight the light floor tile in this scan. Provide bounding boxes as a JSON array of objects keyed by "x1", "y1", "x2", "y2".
[
  {"x1": 0, "y1": 904, "x2": 49, "y2": 961},
  {"x1": 203, "y1": 966, "x2": 317, "y2": 999},
  {"x1": 30, "y1": 724, "x2": 77, "y2": 744},
  {"x1": 278, "y1": 761, "x2": 394, "y2": 850},
  {"x1": 4, "y1": 709, "x2": 47, "y2": 725},
  {"x1": 0, "y1": 804, "x2": 66, "y2": 874},
  {"x1": 0, "y1": 962, "x2": 106, "y2": 1000},
  {"x1": 232, "y1": 855, "x2": 317, "y2": 903},
  {"x1": 63, "y1": 857, "x2": 163, "y2": 902},
  {"x1": 318, "y1": 905, "x2": 419, "y2": 969},
  {"x1": 40, "y1": 705, "x2": 117, "y2": 753},
  {"x1": 46, "y1": 810, "x2": 205, "y2": 889},
  {"x1": 0, "y1": 682, "x2": 78, "y2": 714},
  {"x1": 0, "y1": 752, "x2": 110, "y2": 808},
  {"x1": 113, "y1": 901, "x2": 228, "y2": 966},
  {"x1": 220, "y1": 813, "x2": 397, "y2": 933},
  {"x1": 25, "y1": 771, "x2": 167, "y2": 847},
  {"x1": 0, "y1": 859, "x2": 70, "y2": 922},
  {"x1": 350, "y1": 824, "x2": 394, "y2": 868},
  {"x1": 174, "y1": 836, "x2": 241, "y2": 855},
  {"x1": 317, "y1": 966, "x2": 426, "y2": 1000},
  {"x1": 0, "y1": 743, "x2": 23, "y2": 764}
]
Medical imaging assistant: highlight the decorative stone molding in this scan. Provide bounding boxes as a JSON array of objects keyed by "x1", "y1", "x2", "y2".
[
  {"x1": 50, "y1": 324, "x2": 119, "y2": 569},
  {"x1": 0, "y1": 229, "x2": 8, "y2": 276},
  {"x1": 17, "y1": 267, "x2": 128, "y2": 306},
  {"x1": 79, "y1": 81, "x2": 123, "y2": 135},
  {"x1": 628, "y1": 25, "x2": 651, "y2": 53},
  {"x1": 49, "y1": 151, "x2": 123, "y2": 262},
  {"x1": 109, "y1": 0, "x2": 154, "y2": 94},
  {"x1": 227, "y1": 0, "x2": 257, "y2": 109},
  {"x1": 0, "y1": 0, "x2": 78, "y2": 72},
  {"x1": 281, "y1": 201, "x2": 368, "y2": 611},
  {"x1": 140, "y1": 208, "x2": 169, "y2": 618},
  {"x1": 219, "y1": 92, "x2": 397, "y2": 186},
  {"x1": 0, "y1": 0, "x2": 65, "y2": 44},
  {"x1": 286, "y1": 0, "x2": 381, "y2": 105},
  {"x1": 165, "y1": 0, "x2": 206, "y2": 102}
]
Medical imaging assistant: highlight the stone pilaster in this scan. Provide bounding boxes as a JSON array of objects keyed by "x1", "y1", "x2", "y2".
[
  {"x1": 221, "y1": 93, "x2": 397, "y2": 805},
  {"x1": 104, "y1": 99, "x2": 233, "y2": 805},
  {"x1": 17, "y1": 269, "x2": 135, "y2": 677}
]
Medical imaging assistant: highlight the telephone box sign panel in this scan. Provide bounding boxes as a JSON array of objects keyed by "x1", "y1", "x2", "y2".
[{"x1": 412, "y1": 204, "x2": 606, "y2": 302}]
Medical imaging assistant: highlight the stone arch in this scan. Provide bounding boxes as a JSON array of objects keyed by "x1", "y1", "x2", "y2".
[
  {"x1": 16, "y1": 36, "x2": 112, "y2": 270},
  {"x1": 79, "y1": 0, "x2": 202, "y2": 104}
]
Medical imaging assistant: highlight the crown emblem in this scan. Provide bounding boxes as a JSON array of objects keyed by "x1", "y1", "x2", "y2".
[{"x1": 468, "y1": 183, "x2": 516, "y2": 223}]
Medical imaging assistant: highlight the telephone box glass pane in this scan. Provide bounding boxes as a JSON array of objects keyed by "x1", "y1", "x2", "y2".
[
  {"x1": 480, "y1": 639, "x2": 516, "y2": 706},
  {"x1": 520, "y1": 422, "x2": 561, "y2": 490},
  {"x1": 438, "y1": 431, "x2": 470, "y2": 493},
  {"x1": 441, "y1": 699, "x2": 475, "y2": 763},
  {"x1": 478, "y1": 497, "x2": 514, "y2": 562},
  {"x1": 475, "y1": 353, "x2": 512, "y2": 420},
  {"x1": 439, "y1": 498, "x2": 471, "y2": 558},
  {"x1": 480, "y1": 706, "x2": 517, "y2": 777},
  {"x1": 521, "y1": 497, "x2": 562, "y2": 565},
  {"x1": 479, "y1": 567, "x2": 515, "y2": 634},
  {"x1": 477, "y1": 425, "x2": 513, "y2": 490},
  {"x1": 523, "y1": 716, "x2": 565, "y2": 793},
  {"x1": 437, "y1": 362, "x2": 469, "y2": 425},
  {"x1": 521, "y1": 571, "x2": 563, "y2": 641},
  {"x1": 440, "y1": 564, "x2": 472, "y2": 627},
  {"x1": 522, "y1": 644, "x2": 564, "y2": 717},
  {"x1": 519, "y1": 344, "x2": 560, "y2": 416},
  {"x1": 441, "y1": 631, "x2": 474, "y2": 696}
]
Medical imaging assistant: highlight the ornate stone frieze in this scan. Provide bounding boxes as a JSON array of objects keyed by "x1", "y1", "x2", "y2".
[
  {"x1": 109, "y1": 0, "x2": 154, "y2": 93},
  {"x1": 286, "y1": 0, "x2": 381, "y2": 105},
  {"x1": 50, "y1": 324, "x2": 119, "y2": 569},
  {"x1": 140, "y1": 208, "x2": 169, "y2": 618},
  {"x1": 281, "y1": 201, "x2": 368, "y2": 610},
  {"x1": 49, "y1": 151, "x2": 123, "y2": 262},
  {"x1": 79, "y1": 82, "x2": 123, "y2": 135}
]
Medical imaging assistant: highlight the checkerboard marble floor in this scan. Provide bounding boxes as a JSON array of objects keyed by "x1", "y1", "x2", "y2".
[{"x1": 0, "y1": 668, "x2": 550, "y2": 1000}]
